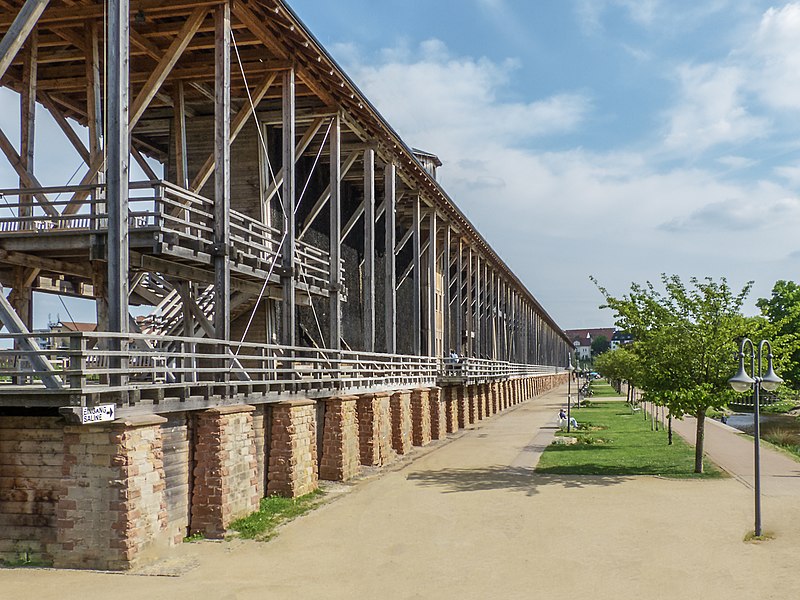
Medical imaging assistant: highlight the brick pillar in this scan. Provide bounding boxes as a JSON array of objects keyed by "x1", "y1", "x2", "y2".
[
  {"x1": 411, "y1": 388, "x2": 432, "y2": 446},
  {"x1": 267, "y1": 400, "x2": 318, "y2": 499},
  {"x1": 491, "y1": 382, "x2": 498, "y2": 414},
  {"x1": 356, "y1": 392, "x2": 394, "y2": 467},
  {"x1": 390, "y1": 390, "x2": 413, "y2": 455},
  {"x1": 467, "y1": 385, "x2": 477, "y2": 424},
  {"x1": 444, "y1": 387, "x2": 458, "y2": 433},
  {"x1": 456, "y1": 385, "x2": 467, "y2": 429},
  {"x1": 428, "y1": 387, "x2": 445, "y2": 440},
  {"x1": 476, "y1": 384, "x2": 485, "y2": 420},
  {"x1": 320, "y1": 396, "x2": 360, "y2": 481},
  {"x1": 484, "y1": 383, "x2": 492, "y2": 416},
  {"x1": 55, "y1": 415, "x2": 169, "y2": 570},
  {"x1": 191, "y1": 406, "x2": 259, "y2": 539}
]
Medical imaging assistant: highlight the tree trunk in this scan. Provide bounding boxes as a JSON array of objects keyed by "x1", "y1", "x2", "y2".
[
  {"x1": 694, "y1": 407, "x2": 706, "y2": 473},
  {"x1": 668, "y1": 414, "x2": 673, "y2": 445}
]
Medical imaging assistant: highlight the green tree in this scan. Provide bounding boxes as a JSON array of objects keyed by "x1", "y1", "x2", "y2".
[
  {"x1": 594, "y1": 347, "x2": 642, "y2": 397},
  {"x1": 591, "y1": 335, "x2": 611, "y2": 356},
  {"x1": 592, "y1": 274, "x2": 753, "y2": 473},
  {"x1": 756, "y1": 280, "x2": 800, "y2": 388}
]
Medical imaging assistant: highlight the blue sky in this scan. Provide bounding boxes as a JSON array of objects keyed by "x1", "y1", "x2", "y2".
[
  {"x1": 287, "y1": 0, "x2": 800, "y2": 328},
  {"x1": 2, "y1": 0, "x2": 799, "y2": 331}
]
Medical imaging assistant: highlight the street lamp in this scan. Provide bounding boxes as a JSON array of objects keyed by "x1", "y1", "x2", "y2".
[
  {"x1": 566, "y1": 353, "x2": 576, "y2": 432},
  {"x1": 728, "y1": 338, "x2": 783, "y2": 538}
]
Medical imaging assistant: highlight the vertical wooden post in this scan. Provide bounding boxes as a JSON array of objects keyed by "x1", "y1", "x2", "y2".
[
  {"x1": 213, "y1": 2, "x2": 231, "y2": 347},
  {"x1": 328, "y1": 113, "x2": 341, "y2": 350},
  {"x1": 412, "y1": 196, "x2": 421, "y2": 356},
  {"x1": 362, "y1": 148, "x2": 375, "y2": 352},
  {"x1": 474, "y1": 254, "x2": 481, "y2": 358},
  {"x1": 174, "y1": 80, "x2": 189, "y2": 189},
  {"x1": 383, "y1": 163, "x2": 396, "y2": 354},
  {"x1": 442, "y1": 224, "x2": 451, "y2": 355},
  {"x1": 281, "y1": 67, "x2": 296, "y2": 346},
  {"x1": 466, "y1": 246, "x2": 473, "y2": 357},
  {"x1": 106, "y1": 0, "x2": 130, "y2": 386},
  {"x1": 427, "y1": 210, "x2": 437, "y2": 357},
  {"x1": 455, "y1": 237, "x2": 463, "y2": 356},
  {"x1": 85, "y1": 21, "x2": 101, "y2": 169},
  {"x1": 19, "y1": 27, "x2": 36, "y2": 230}
]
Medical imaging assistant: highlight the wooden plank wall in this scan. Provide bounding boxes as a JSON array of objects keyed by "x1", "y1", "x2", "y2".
[
  {"x1": 0, "y1": 416, "x2": 64, "y2": 564},
  {"x1": 161, "y1": 413, "x2": 192, "y2": 544}
]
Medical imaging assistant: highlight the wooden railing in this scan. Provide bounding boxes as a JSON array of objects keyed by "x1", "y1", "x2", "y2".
[
  {"x1": 0, "y1": 181, "x2": 340, "y2": 291},
  {"x1": 0, "y1": 332, "x2": 563, "y2": 400}
]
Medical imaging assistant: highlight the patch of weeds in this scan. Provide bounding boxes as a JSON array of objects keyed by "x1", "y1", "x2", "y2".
[
  {"x1": 0, "y1": 551, "x2": 51, "y2": 568},
  {"x1": 744, "y1": 530, "x2": 775, "y2": 543},
  {"x1": 230, "y1": 489, "x2": 325, "y2": 541},
  {"x1": 183, "y1": 532, "x2": 205, "y2": 543}
]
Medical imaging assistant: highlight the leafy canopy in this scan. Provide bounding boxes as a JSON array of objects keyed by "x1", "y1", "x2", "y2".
[{"x1": 592, "y1": 274, "x2": 753, "y2": 418}]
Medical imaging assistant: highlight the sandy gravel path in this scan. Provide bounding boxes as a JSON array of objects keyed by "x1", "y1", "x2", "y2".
[{"x1": 2, "y1": 386, "x2": 798, "y2": 600}]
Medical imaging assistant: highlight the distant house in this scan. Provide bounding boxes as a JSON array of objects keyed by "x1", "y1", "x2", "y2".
[
  {"x1": 564, "y1": 328, "x2": 617, "y2": 360},
  {"x1": 48, "y1": 321, "x2": 97, "y2": 349},
  {"x1": 611, "y1": 330, "x2": 634, "y2": 350}
]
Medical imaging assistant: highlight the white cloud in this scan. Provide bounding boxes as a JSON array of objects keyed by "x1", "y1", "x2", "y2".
[
  {"x1": 746, "y1": 3, "x2": 800, "y2": 110},
  {"x1": 337, "y1": 39, "x2": 800, "y2": 325},
  {"x1": 663, "y1": 63, "x2": 768, "y2": 154}
]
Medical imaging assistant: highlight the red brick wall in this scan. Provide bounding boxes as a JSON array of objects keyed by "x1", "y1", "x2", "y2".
[
  {"x1": 320, "y1": 396, "x2": 360, "y2": 481},
  {"x1": 267, "y1": 400, "x2": 318, "y2": 498},
  {"x1": 390, "y1": 390, "x2": 412, "y2": 455},
  {"x1": 410, "y1": 388, "x2": 431, "y2": 447},
  {"x1": 428, "y1": 387, "x2": 445, "y2": 440},
  {"x1": 356, "y1": 393, "x2": 394, "y2": 467}
]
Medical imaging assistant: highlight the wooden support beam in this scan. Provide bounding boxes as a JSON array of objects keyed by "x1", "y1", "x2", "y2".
[
  {"x1": 0, "y1": 249, "x2": 92, "y2": 278},
  {"x1": 384, "y1": 163, "x2": 396, "y2": 353},
  {"x1": 131, "y1": 143, "x2": 159, "y2": 180},
  {"x1": 0, "y1": 0, "x2": 49, "y2": 82},
  {"x1": 107, "y1": 0, "x2": 130, "y2": 345},
  {"x1": 427, "y1": 210, "x2": 437, "y2": 357},
  {"x1": 412, "y1": 195, "x2": 421, "y2": 356},
  {"x1": 190, "y1": 71, "x2": 278, "y2": 193},
  {"x1": 280, "y1": 66, "x2": 296, "y2": 346},
  {"x1": 261, "y1": 116, "x2": 324, "y2": 204},
  {"x1": 455, "y1": 237, "x2": 463, "y2": 355},
  {"x1": 213, "y1": 2, "x2": 231, "y2": 343},
  {"x1": 443, "y1": 224, "x2": 451, "y2": 356},
  {"x1": 129, "y1": 6, "x2": 208, "y2": 129},
  {"x1": 363, "y1": 147, "x2": 375, "y2": 352},
  {"x1": 39, "y1": 91, "x2": 89, "y2": 163},
  {"x1": 395, "y1": 226, "x2": 413, "y2": 255},
  {"x1": 328, "y1": 113, "x2": 341, "y2": 350},
  {"x1": 19, "y1": 27, "x2": 36, "y2": 224},
  {"x1": 84, "y1": 20, "x2": 101, "y2": 164},
  {"x1": 174, "y1": 80, "x2": 188, "y2": 188},
  {"x1": 0, "y1": 126, "x2": 58, "y2": 217},
  {"x1": 298, "y1": 150, "x2": 358, "y2": 239}
]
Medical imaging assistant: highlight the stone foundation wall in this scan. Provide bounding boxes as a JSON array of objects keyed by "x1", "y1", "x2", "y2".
[
  {"x1": 428, "y1": 387, "x2": 445, "y2": 440},
  {"x1": 267, "y1": 400, "x2": 318, "y2": 498},
  {"x1": 0, "y1": 416, "x2": 63, "y2": 566},
  {"x1": 192, "y1": 406, "x2": 259, "y2": 539},
  {"x1": 410, "y1": 388, "x2": 431, "y2": 447},
  {"x1": 320, "y1": 396, "x2": 360, "y2": 481},
  {"x1": 443, "y1": 386, "x2": 458, "y2": 434},
  {"x1": 390, "y1": 390, "x2": 413, "y2": 455},
  {"x1": 56, "y1": 416, "x2": 169, "y2": 570},
  {"x1": 356, "y1": 393, "x2": 394, "y2": 466}
]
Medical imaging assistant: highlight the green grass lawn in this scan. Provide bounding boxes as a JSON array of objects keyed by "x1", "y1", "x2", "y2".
[
  {"x1": 229, "y1": 490, "x2": 325, "y2": 541},
  {"x1": 536, "y1": 400, "x2": 722, "y2": 478},
  {"x1": 588, "y1": 381, "x2": 623, "y2": 397}
]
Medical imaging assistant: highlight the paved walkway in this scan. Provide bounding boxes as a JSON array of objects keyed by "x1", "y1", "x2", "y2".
[
  {"x1": 670, "y1": 413, "x2": 800, "y2": 495},
  {"x1": 2, "y1": 387, "x2": 799, "y2": 599}
]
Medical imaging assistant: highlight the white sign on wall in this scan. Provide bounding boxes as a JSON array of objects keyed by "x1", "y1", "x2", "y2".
[{"x1": 81, "y1": 404, "x2": 116, "y2": 424}]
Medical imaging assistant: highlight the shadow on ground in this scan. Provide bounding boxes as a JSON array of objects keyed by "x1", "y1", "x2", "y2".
[{"x1": 406, "y1": 465, "x2": 630, "y2": 496}]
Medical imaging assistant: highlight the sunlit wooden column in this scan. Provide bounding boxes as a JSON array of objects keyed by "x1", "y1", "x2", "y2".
[
  {"x1": 427, "y1": 210, "x2": 437, "y2": 356},
  {"x1": 466, "y1": 246, "x2": 473, "y2": 357},
  {"x1": 280, "y1": 67, "x2": 296, "y2": 346},
  {"x1": 106, "y1": 0, "x2": 129, "y2": 357},
  {"x1": 329, "y1": 114, "x2": 342, "y2": 350},
  {"x1": 412, "y1": 196, "x2": 422, "y2": 355},
  {"x1": 363, "y1": 148, "x2": 375, "y2": 351},
  {"x1": 383, "y1": 163, "x2": 396, "y2": 353},
  {"x1": 455, "y1": 237, "x2": 463, "y2": 356},
  {"x1": 442, "y1": 224, "x2": 451, "y2": 354},
  {"x1": 475, "y1": 254, "x2": 482, "y2": 358},
  {"x1": 213, "y1": 2, "x2": 231, "y2": 344}
]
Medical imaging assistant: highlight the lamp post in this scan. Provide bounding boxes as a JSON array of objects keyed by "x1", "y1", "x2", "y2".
[
  {"x1": 566, "y1": 353, "x2": 576, "y2": 432},
  {"x1": 728, "y1": 338, "x2": 782, "y2": 538}
]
